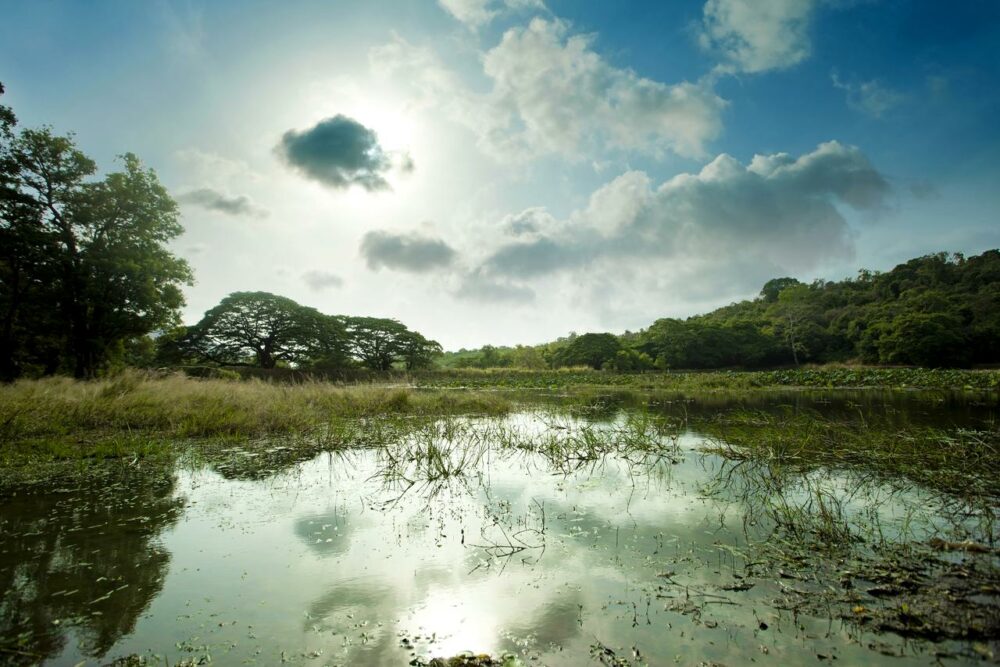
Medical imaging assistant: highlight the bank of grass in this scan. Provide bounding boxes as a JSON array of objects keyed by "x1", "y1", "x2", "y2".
[
  {"x1": 408, "y1": 366, "x2": 1000, "y2": 391},
  {"x1": 0, "y1": 371, "x2": 512, "y2": 473}
]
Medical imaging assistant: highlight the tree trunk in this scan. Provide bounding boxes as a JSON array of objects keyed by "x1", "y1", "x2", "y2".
[{"x1": 0, "y1": 259, "x2": 21, "y2": 381}]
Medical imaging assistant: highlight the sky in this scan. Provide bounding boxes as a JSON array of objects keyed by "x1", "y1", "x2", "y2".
[{"x1": 2, "y1": 0, "x2": 999, "y2": 350}]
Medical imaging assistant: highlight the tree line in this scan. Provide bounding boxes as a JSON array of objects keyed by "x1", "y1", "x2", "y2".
[
  {"x1": 0, "y1": 84, "x2": 440, "y2": 379},
  {"x1": 4, "y1": 81, "x2": 998, "y2": 377},
  {"x1": 157, "y1": 291, "x2": 442, "y2": 372},
  {"x1": 442, "y1": 249, "x2": 1000, "y2": 370}
]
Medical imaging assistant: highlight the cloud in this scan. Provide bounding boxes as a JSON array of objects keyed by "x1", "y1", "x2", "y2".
[
  {"x1": 372, "y1": 19, "x2": 726, "y2": 161},
  {"x1": 438, "y1": 0, "x2": 546, "y2": 28},
  {"x1": 302, "y1": 270, "x2": 344, "y2": 290},
  {"x1": 832, "y1": 72, "x2": 906, "y2": 118},
  {"x1": 175, "y1": 187, "x2": 268, "y2": 217},
  {"x1": 501, "y1": 207, "x2": 559, "y2": 237},
  {"x1": 439, "y1": 0, "x2": 497, "y2": 27},
  {"x1": 480, "y1": 141, "x2": 890, "y2": 280},
  {"x1": 360, "y1": 230, "x2": 457, "y2": 273},
  {"x1": 455, "y1": 270, "x2": 535, "y2": 303},
  {"x1": 700, "y1": 0, "x2": 817, "y2": 74},
  {"x1": 277, "y1": 115, "x2": 396, "y2": 191}
]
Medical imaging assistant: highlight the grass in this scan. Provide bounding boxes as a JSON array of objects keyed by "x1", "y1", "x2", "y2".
[
  {"x1": 2, "y1": 368, "x2": 997, "y2": 490},
  {"x1": 0, "y1": 371, "x2": 512, "y2": 481},
  {"x1": 700, "y1": 408, "x2": 1000, "y2": 499},
  {"x1": 408, "y1": 366, "x2": 1000, "y2": 391}
]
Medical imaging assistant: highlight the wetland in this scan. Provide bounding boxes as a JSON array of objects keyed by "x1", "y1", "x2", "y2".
[{"x1": 1, "y1": 376, "x2": 999, "y2": 666}]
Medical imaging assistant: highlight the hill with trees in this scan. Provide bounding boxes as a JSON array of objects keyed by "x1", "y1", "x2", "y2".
[{"x1": 441, "y1": 250, "x2": 1000, "y2": 370}]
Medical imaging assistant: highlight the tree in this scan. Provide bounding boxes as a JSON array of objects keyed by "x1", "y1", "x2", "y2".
[
  {"x1": 608, "y1": 348, "x2": 654, "y2": 371},
  {"x1": 1, "y1": 86, "x2": 192, "y2": 378},
  {"x1": 477, "y1": 344, "x2": 510, "y2": 368},
  {"x1": 759, "y1": 277, "x2": 802, "y2": 303},
  {"x1": 180, "y1": 292, "x2": 347, "y2": 368},
  {"x1": 876, "y1": 311, "x2": 971, "y2": 368},
  {"x1": 344, "y1": 316, "x2": 409, "y2": 371},
  {"x1": 557, "y1": 332, "x2": 620, "y2": 369},
  {"x1": 765, "y1": 284, "x2": 824, "y2": 366},
  {"x1": 509, "y1": 345, "x2": 547, "y2": 369},
  {"x1": 397, "y1": 330, "x2": 442, "y2": 370}
]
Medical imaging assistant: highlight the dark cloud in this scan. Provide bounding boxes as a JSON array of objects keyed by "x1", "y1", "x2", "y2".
[
  {"x1": 277, "y1": 115, "x2": 395, "y2": 191},
  {"x1": 485, "y1": 237, "x2": 590, "y2": 277},
  {"x1": 176, "y1": 187, "x2": 268, "y2": 217},
  {"x1": 360, "y1": 230, "x2": 456, "y2": 273},
  {"x1": 302, "y1": 270, "x2": 344, "y2": 290}
]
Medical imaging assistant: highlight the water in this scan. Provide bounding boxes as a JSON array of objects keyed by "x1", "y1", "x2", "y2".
[{"x1": 1, "y1": 394, "x2": 997, "y2": 666}]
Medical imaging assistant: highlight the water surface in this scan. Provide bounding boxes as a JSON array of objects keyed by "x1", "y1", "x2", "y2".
[{"x1": 1, "y1": 392, "x2": 997, "y2": 666}]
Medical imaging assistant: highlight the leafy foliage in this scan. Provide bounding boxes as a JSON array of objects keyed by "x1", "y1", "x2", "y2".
[
  {"x1": 440, "y1": 251, "x2": 1000, "y2": 371},
  {"x1": 169, "y1": 294, "x2": 441, "y2": 371},
  {"x1": 0, "y1": 85, "x2": 191, "y2": 378},
  {"x1": 555, "y1": 332, "x2": 620, "y2": 369},
  {"x1": 178, "y1": 292, "x2": 347, "y2": 369}
]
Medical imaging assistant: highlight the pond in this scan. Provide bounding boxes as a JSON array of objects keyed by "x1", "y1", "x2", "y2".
[{"x1": 1, "y1": 391, "x2": 998, "y2": 666}]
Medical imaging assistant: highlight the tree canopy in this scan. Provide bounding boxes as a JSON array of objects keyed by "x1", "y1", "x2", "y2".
[
  {"x1": 1, "y1": 84, "x2": 192, "y2": 378},
  {"x1": 343, "y1": 316, "x2": 441, "y2": 371},
  {"x1": 556, "y1": 332, "x2": 620, "y2": 369},
  {"x1": 178, "y1": 292, "x2": 347, "y2": 369},
  {"x1": 438, "y1": 250, "x2": 1000, "y2": 371},
  {"x1": 167, "y1": 294, "x2": 441, "y2": 372}
]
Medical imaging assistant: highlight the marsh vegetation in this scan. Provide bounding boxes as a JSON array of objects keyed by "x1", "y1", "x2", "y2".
[{"x1": 1, "y1": 375, "x2": 997, "y2": 665}]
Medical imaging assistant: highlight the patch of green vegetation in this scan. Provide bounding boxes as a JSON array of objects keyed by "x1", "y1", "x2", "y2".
[
  {"x1": 699, "y1": 408, "x2": 1000, "y2": 498},
  {"x1": 409, "y1": 367, "x2": 1000, "y2": 391},
  {"x1": 0, "y1": 372, "x2": 513, "y2": 487}
]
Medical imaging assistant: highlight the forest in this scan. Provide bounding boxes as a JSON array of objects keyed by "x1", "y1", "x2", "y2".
[
  {"x1": 444, "y1": 250, "x2": 1000, "y2": 371},
  {"x1": 3, "y1": 80, "x2": 998, "y2": 379}
]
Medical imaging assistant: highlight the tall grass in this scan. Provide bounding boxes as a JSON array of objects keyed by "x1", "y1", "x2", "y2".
[{"x1": 0, "y1": 371, "x2": 511, "y2": 454}]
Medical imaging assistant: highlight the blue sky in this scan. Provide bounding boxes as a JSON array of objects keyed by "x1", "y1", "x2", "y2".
[{"x1": 2, "y1": 0, "x2": 998, "y2": 348}]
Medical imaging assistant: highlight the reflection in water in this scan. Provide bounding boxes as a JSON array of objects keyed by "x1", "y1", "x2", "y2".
[
  {"x1": 296, "y1": 510, "x2": 352, "y2": 557},
  {"x1": 0, "y1": 468, "x2": 183, "y2": 664},
  {"x1": 0, "y1": 396, "x2": 996, "y2": 666}
]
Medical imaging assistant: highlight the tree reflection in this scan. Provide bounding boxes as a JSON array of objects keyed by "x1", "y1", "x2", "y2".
[{"x1": 0, "y1": 467, "x2": 184, "y2": 663}]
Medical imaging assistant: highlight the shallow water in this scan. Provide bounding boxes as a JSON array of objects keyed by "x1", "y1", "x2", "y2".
[{"x1": 1, "y1": 394, "x2": 998, "y2": 666}]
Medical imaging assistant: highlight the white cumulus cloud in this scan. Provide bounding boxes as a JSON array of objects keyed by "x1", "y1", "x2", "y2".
[
  {"x1": 438, "y1": 0, "x2": 546, "y2": 28},
  {"x1": 372, "y1": 18, "x2": 726, "y2": 162},
  {"x1": 700, "y1": 0, "x2": 817, "y2": 74},
  {"x1": 480, "y1": 141, "x2": 890, "y2": 282}
]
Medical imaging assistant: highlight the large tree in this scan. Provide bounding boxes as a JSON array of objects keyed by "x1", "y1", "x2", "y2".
[
  {"x1": 397, "y1": 330, "x2": 443, "y2": 370},
  {"x1": 343, "y1": 316, "x2": 409, "y2": 371},
  {"x1": 557, "y1": 332, "x2": 620, "y2": 370},
  {"x1": 179, "y1": 292, "x2": 347, "y2": 369},
  {"x1": 1, "y1": 85, "x2": 192, "y2": 378}
]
